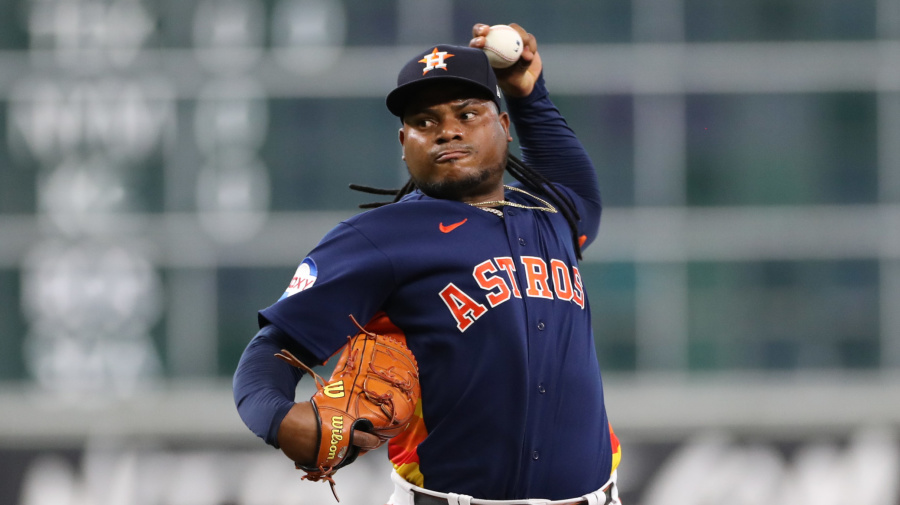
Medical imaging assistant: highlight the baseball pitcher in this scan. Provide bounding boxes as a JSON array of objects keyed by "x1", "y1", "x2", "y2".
[{"x1": 233, "y1": 22, "x2": 622, "y2": 505}]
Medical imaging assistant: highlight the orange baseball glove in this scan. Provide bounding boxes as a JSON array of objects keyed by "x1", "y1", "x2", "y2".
[{"x1": 274, "y1": 313, "x2": 420, "y2": 500}]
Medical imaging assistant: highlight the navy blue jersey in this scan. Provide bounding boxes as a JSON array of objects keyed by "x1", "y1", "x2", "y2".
[{"x1": 235, "y1": 75, "x2": 620, "y2": 500}]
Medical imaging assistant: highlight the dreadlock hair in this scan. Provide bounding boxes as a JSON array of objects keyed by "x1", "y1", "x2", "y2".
[{"x1": 349, "y1": 153, "x2": 584, "y2": 259}]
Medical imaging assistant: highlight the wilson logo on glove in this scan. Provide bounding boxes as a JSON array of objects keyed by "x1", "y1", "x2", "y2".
[
  {"x1": 323, "y1": 381, "x2": 345, "y2": 398},
  {"x1": 327, "y1": 416, "x2": 345, "y2": 460},
  {"x1": 275, "y1": 313, "x2": 420, "y2": 502}
]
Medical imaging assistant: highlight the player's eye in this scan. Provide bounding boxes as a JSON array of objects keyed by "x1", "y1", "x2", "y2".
[
  {"x1": 461, "y1": 111, "x2": 476, "y2": 121},
  {"x1": 409, "y1": 117, "x2": 434, "y2": 128}
]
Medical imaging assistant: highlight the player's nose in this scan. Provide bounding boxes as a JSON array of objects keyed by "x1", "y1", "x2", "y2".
[{"x1": 436, "y1": 118, "x2": 464, "y2": 143}]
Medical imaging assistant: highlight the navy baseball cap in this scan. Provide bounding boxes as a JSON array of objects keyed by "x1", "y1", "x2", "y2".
[{"x1": 386, "y1": 44, "x2": 502, "y2": 117}]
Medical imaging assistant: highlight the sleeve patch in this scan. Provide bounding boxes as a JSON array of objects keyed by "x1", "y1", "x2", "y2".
[{"x1": 280, "y1": 257, "x2": 318, "y2": 299}]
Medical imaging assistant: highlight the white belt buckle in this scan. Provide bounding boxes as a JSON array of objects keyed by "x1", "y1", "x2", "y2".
[
  {"x1": 448, "y1": 493, "x2": 473, "y2": 505},
  {"x1": 581, "y1": 490, "x2": 606, "y2": 505}
]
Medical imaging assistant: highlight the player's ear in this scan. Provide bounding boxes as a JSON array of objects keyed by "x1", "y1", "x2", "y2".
[
  {"x1": 499, "y1": 112, "x2": 512, "y2": 142},
  {"x1": 398, "y1": 128, "x2": 406, "y2": 147}
]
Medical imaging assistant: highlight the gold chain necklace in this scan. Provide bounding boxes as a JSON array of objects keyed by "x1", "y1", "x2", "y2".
[{"x1": 467, "y1": 185, "x2": 558, "y2": 217}]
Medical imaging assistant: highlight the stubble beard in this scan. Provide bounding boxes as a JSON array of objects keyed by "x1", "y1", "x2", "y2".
[{"x1": 411, "y1": 159, "x2": 506, "y2": 202}]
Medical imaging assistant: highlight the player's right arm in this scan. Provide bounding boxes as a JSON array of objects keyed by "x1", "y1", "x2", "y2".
[{"x1": 472, "y1": 23, "x2": 603, "y2": 248}]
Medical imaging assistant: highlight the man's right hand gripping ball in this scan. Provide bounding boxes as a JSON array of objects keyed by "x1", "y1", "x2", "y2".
[{"x1": 274, "y1": 315, "x2": 420, "y2": 500}]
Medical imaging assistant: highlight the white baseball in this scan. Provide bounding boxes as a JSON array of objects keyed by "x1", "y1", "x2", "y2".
[{"x1": 482, "y1": 25, "x2": 523, "y2": 69}]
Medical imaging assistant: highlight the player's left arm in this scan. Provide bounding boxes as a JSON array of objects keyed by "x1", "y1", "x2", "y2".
[
  {"x1": 233, "y1": 323, "x2": 312, "y2": 447},
  {"x1": 471, "y1": 23, "x2": 602, "y2": 246}
]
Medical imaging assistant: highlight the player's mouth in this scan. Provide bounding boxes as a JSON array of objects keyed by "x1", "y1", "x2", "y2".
[{"x1": 434, "y1": 148, "x2": 470, "y2": 163}]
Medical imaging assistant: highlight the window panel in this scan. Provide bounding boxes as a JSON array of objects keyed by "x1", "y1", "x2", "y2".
[
  {"x1": 583, "y1": 262, "x2": 638, "y2": 372},
  {"x1": 686, "y1": 93, "x2": 877, "y2": 206},
  {"x1": 452, "y1": 0, "x2": 633, "y2": 44},
  {"x1": 688, "y1": 260, "x2": 880, "y2": 370},
  {"x1": 550, "y1": 95, "x2": 635, "y2": 207},
  {"x1": 265, "y1": 98, "x2": 403, "y2": 211},
  {"x1": 685, "y1": 0, "x2": 877, "y2": 41},
  {"x1": 217, "y1": 267, "x2": 294, "y2": 375}
]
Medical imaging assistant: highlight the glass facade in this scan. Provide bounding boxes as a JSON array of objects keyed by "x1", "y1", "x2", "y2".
[
  {"x1": 0, "y1": 0, "x2": 894, "y2": 387},
  {"x1": 686, "y1": 93, "x2": 878, "y2": 206},
  {"x1": 685, "y1": 0, "x2": 877, "y2": 41}
]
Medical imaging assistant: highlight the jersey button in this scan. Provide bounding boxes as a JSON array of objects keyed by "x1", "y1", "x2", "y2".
[
  {"x1": 532, "y1": 451, "x2": 540, "y2": 460},
  {"x1": 537, "y1": 321, "x2": 545, "y2": 331},
  {"x1": 538, "y1": 384, "x2": 546, "y2": 394},
  {"x1": 518, "y1": 237, "x2": 526, "y2": 246}
]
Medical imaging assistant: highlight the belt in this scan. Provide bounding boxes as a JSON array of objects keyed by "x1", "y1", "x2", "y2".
[
  {"x1": 412, "y1": 485, "x2": 615, "y2": 505},
  {"x1": 413, "y1": 498, "x2": 596, "y2": 505}
]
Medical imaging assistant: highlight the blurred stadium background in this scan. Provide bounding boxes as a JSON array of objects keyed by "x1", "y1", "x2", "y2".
[{"x1": 1, "y1": 0, "x2": 899, "y2": 503}]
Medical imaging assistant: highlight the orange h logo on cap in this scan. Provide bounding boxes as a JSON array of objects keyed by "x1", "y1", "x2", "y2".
[{"x1": 419, "y1": 47, "x2": 455, "y2": 75}]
